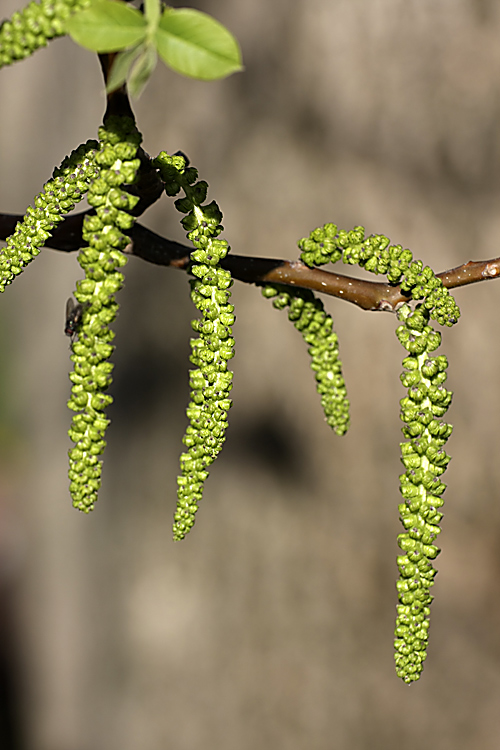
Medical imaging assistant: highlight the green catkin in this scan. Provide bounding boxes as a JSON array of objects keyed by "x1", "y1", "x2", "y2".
[
  {"x1": 395, "y1": 304, "x2": 452, "y2": 683},
  {"x1": 67, "y1": 115, "x2": 141, "y2": 512},
  {"x1": 0, "y1": 140, "x2": 98, "y2": 292},
  {"x1": 0, "y1": 0, "x2": 90, "y2": 68},
  {"x1": 298, "y1": 222, "x2": 458, "y2": 682},
  {"x1": 153, "y1": 151, "x2": 235, "y2": 541},
  {"x1": 298, "y1": 223, "x2": 460, "y2": 327},
  {"x1": 261, "y1": 284, "x2": 349, "y2": 436}
]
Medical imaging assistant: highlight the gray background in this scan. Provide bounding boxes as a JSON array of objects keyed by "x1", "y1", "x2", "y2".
[{"x1": 2, "y1": 0, "x2": 500, "y2": 748}]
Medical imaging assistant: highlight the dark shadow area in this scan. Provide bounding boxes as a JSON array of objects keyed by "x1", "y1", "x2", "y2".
[
  {"x1": 0, "y1": 581, "x2": 23, "y2": 750},
  {"x1": 224, "y1": 409, "x2": 311, "y2": 486}
]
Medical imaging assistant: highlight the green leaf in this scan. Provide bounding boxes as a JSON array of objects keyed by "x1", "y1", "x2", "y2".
[
  {"x1": 66, "y1": 0, "x2": 147, "y2": 53},
  {"x1": 106, "y1": 41, "x2": 158, "y2": 97},
  {"x1": 106, "y1": 44, "x2": 143, "y2": 93},
  {"x1": 127, "y1": 43, "x2": 158, "y2": 98},
  {"x1": 155, "y1": 8, "x2": 243, "y2": 81}
]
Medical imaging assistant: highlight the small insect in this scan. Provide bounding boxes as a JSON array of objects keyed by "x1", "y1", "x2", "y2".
[{"x1": 64, "y1": 297, "x2": 85, "y2": 342}]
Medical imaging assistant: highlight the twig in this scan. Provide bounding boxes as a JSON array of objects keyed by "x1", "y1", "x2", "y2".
[{"x1": 1, "y1": 211, "x2": 500, "y2": 312}]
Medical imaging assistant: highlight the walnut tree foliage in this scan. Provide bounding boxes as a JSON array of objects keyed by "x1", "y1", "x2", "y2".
[{"x1": 2, "y1": 0, "x2": 494, "y2": 685}]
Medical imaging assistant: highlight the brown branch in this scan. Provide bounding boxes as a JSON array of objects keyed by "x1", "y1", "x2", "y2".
[
  {"x1": 3, "y1": 54, "x2": 499, "y2": 312},
  {"x1": 2, "y1": 211, "x2": 500, "y2": 312}
]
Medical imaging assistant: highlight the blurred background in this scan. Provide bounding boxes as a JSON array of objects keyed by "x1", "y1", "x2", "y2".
[{"x1": 2, "y1": 0, "x2": 500, "y2": 748}]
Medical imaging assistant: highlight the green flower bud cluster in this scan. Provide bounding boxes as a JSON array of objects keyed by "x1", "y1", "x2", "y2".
[
  {"x1": 261, "y1": 284, "x2": 349, "y2": 436},
  {"x1": 0, "y1": 0, "x2": 90, "y2": 68},
  {"x1": 153, "y1": 151, "x2": 235, "y2": 540},
  {"x1": 67, "y1": 116, "x2": 141, "y2": 512},
  {"x1": 0, "y1": 140, "x2": 98, "y2": 292},
  {"x1": 299, "y1": 221, "x2": 459, "y2": 681},
  {"x1": 298, "y1": 223, "x2": 460, "y2": 327},
  {"x1": 394, "y1": 303, "x2": 452, "y2": 683}
]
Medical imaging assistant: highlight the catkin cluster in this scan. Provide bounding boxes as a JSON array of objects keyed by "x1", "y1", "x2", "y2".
[
  {"x1": 154, "y1": 152, "x2": 235, "y2": 540},
  {"x1": 299, "y1": 223, "x2": 460, "y2": 326},
  {"x1": 0, "y1": 140, "x2": 98, "y2": 292},
  {"x1": 67, "y1": 115, "x2": 141, "y2": 512},
  {"x1": 0, "y1": 0, "x2": 89, "y2": 67},
  {"x1": 298, "y1": 221, "x2": 458, "y2": 682},
  {"x1": 395, "y1": 304, "x2": 452, "y2": 682},
  {"x1": 261, "y1": 284, "x2": 349, "y2": 436}
]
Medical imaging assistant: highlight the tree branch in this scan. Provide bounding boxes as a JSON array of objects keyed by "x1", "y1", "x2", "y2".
[
  {"x1": 3, "y1": 53, "x2": 499, "y2": 312},
  {"x1": 1, "y1": 210, "x2": 500, "y2": 312}
]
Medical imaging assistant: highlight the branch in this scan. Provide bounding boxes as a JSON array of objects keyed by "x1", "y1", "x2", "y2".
[
  {"x1": 2, "y1": 211, "x2": 500, "y2": 312},
  {"x1": 4, "y1": 60, "x2": 495, "y2": 313}
]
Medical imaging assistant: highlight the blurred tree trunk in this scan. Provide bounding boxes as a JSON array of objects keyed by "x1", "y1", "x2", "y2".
[{"x1": 2, "y1": 0, "x2": 500, "y2": 748}]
